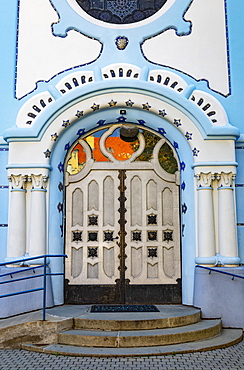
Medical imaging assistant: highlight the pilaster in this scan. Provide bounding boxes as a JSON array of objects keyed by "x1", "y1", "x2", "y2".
[
  {"x1": 7, "y1": 175, "x2": 27, "y2": 259},
  {"x1": 28, "y1": 174, "x2": 48, "y2": 258},
  {"x1": 217, "y1": 172, "x2": 239, "y2": 265},
  {"x1": 195, "y1": 172, "x2": 216, "y2": 263}
]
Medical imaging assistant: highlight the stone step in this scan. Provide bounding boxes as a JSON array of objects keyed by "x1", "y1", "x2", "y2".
[
  {"x1": 58, "y1": 319, "x2": 222, "y2": 348},
  {"x1": 22, "y1": 328, "x2": 243, "y2": 357},
  {"x1": 74, "y1": 305, "x2": 201, "y2": 331}
]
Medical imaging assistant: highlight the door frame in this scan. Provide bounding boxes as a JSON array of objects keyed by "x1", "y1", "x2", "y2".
[{"x1": 64, "y1": 123, "x2": 182, "y2": 304}]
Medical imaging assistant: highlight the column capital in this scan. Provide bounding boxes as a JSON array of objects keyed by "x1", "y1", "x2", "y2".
[
  {"x1": 217, "y1": 172, "x2": 235, "y2": 188},
  {"x1": 195, "y1": 172, "x2": 214, "y2": 188},
  {"x1": 29, "y1": 174, "x2": 48, "y2": 190},
  {"x1": 8, "y1": 174, "x2": 28, "y2": 190}
]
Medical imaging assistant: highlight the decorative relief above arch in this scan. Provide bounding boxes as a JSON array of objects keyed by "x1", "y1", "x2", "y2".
[
  {"x1": 9, "y1": 87, "x2": 237, "y2": 185},
  {"x1": 16, "y1": 92, "x2": 54, "y2": 127},
  {"x1": 102, "y1": 64, "x2": 141, "y2": 80},
  {"x1": 148, "y1": 70, "x2": 188, "y2": 93},
  {"x1": 55, "y1": 71, "x2": 94, "y2": 95},
  {"x1": 190, "y1": 90, "x2": 228, "y2": 126}
]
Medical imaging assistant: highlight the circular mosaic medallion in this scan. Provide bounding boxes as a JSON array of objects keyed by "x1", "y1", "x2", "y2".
[{"x1": 75, "y1": 0, "x2": 168, "y2": 24}]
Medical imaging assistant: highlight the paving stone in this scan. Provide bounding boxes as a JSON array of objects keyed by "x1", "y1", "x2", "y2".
[{"x1": 1, "y1": 341, "x2": 244, "y2": 370}]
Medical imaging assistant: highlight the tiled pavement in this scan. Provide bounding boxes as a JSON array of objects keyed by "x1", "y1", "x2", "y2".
[{"x1": 0, "y1": 340, "x2": 243, "y2": 370}]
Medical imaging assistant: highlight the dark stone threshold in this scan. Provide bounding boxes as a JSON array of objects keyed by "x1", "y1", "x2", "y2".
[
  {"x1": 64, "y1": 279, "x2": 182, "y2": 305},
  {"x1": 90, "y1": 304, "x2": 159, "y2": 313}
]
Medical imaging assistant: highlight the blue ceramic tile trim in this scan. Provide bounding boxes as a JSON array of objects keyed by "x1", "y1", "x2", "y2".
[{"x1": 224, "y1": 0, "x2": 231, "y2": 95}]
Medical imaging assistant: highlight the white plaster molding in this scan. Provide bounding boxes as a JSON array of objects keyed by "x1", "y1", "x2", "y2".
[
  {"x1": 102, "y1": 64, "x2": 141, "y2": 80},
  {"x1": 9, "y1": 91, "x2": 236, "y2": 167},
  {"x1": 55, "y1": 71, "x2": 94, "y2": 95},
  {"x1": 16, "y1": 92, "x2": 54, "y2": 128},
  {"x1": 142, "y1": 0, "x2": 229, "y2": 95},
  {"x1": 16, "y1": 0, "x2": 101, "y2": 98},
  {"x1": 190, "y1": 90, "x2": 229, "y2": 126},
  {"x1": 148, "y1": 70, "x2": 188, "y2": 93}
]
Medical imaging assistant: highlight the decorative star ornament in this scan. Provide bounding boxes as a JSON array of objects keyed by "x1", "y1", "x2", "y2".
[
  {"x1": 182, "y1": 203, "x2": 188, "y2": 214},
  {"x1": 126, "y1": 99, "x2": 134, "y2": 107},
  {"x1": 181, "y1": 182, "x2": 186, "y2": 191},
  {"x1": 91, "y1": 103, "x2": 100, "y2": 111},
  {"x1": 117, "y1": 116, "x2": 127, "y2": 122},
  {"x1": 43, "y1": 149, "x2": 51, "y2": 158},
  {"x1": 185, "y1": 132, "x2": 193, "y2": 140},
  {"x1": 62, "y1": 120, "x2": 70, "y2": 128},
  {"x1": 174, "y1": 119, "x2": 181, "y2": 127},
  {"x1": 77, "y1": 128, "x2": 86, "y2": 136},
  {"x1": 75, "y1": 110, "x2": 84, "y2": 118},
  {"x1": 57, "y1": 202, "x2": 63, "y2": 213},
  {"x1": 51, "y1": 133, "x2": 58, "y2": 141},
  {"x1": 108, "y1": 99, "x2": 117, "y2": 107},
  {"x1": 192, "y1": 147, "x2": 200, "y2": 157},
  {"x1": 58, "y1": 162, "x2": 64, "y2": 172},
  {"x1": 180, "y1": 162, "x2": 186, "y2": 171},
  {"x1": 142, "y1": 102, "x2": 151, "y2": 110},
  {"x1": 58, "y1": 182, "x2": 64, "y2": 192},
  {"x1": 159, "y1": 109, "x2": 167, "y2": 117},
  {"x1": 97, "y1": 120, "x2": 106, "y2": 126},
  {"x1": 158, "y1": 128, "x2": 166, "y2": 135}
]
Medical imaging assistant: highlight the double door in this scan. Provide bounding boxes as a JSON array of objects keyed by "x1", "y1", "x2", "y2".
[{"x1": 65, "y1": 125, "x2": 181, "y2": 303}]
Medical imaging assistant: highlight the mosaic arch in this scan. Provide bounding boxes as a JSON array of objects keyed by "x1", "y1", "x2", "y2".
[
  {"x1": 75, "y1": 0, "x2": 168, "y2": 24},
  {"x1": 43, "y1": 98, "x2": 196, "y2": 306}
]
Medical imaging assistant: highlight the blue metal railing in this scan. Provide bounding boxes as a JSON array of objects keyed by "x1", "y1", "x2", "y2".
[
  {"x1": 0, "y1": 254, "x2": 67, "y2": 320},
  {"x1": 196, "y1": 265, "x2": 244, "y2": 280}
]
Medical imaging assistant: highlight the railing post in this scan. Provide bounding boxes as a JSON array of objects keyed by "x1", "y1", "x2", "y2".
[{"x1": 43, "y1": 256, "x2": 47, "y2": 321}]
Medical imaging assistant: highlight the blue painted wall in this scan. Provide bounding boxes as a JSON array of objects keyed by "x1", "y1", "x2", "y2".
[{"x1": 0, "y1": 0, "x2": 243, "y2": 304}]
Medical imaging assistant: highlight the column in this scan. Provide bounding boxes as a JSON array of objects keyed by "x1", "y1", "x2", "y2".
[
  {"x1": 217, "y1": 172, "x2": 239, "y2": 265},
  {"x1": 7, "y1": 175, "x2": 27, "y2": 259},
  {"x1": 28, "y1": 175, "x2": 48, "y2": 257},
  {"x1": 195, "y1": 172, "x2": 216, "y2": 264}
]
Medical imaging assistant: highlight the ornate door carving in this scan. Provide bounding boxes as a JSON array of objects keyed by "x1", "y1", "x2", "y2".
[{"x1": 65, "y1": 124, "x2": 181, "y2": 303}]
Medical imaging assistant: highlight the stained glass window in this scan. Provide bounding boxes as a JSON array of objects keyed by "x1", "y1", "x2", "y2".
[{"x1": 75, "y1": 0, "x2": 168, "y2": 24}]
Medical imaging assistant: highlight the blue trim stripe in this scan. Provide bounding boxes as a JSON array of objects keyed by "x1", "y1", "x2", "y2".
[
  {"x1": 0, "y1": 186, "x2": 9, "y2": 189},
  {"x1": 0, "y1": 224, "x2": 8, "y2": 227},
  {"x1": 224, "y1": 0, "x2": 231, "y2": 95},
  {"x1": 15, "y1": 0, "x2": 20, "y2": 99}
]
